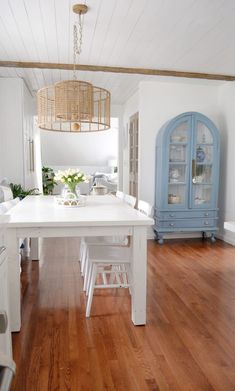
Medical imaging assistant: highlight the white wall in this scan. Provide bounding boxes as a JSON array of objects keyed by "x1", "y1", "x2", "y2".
[
  {"x1": 40, "y1": 117, "x2": 118, "y2": 170},
  {"x1": 217, "y1": 83, "x2": 235, "y2": 244},
  {"x1": 138, "y1": 80, "x2": 222, "y2": 206},
  {"x1": 0, "y1": 78, "x2": 38, "y2": 188},
  {"x1": 0, "y1": 79, "x2": 24, "y2": 184}
]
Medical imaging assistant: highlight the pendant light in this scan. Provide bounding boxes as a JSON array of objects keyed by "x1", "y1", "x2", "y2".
[{"x1": 37, "y1": 4, "x2": 110, "y2": 132}]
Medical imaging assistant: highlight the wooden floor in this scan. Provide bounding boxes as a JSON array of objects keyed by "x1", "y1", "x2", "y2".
[{"x1": 11, "y1": 237, "x2": 235, "y2": 391}]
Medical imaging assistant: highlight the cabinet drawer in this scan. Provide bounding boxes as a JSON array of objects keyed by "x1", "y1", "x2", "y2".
[
  {"x1": 156, "y1": 210, "x2": 217, "y2": 220},
  {"x1": 156, "y1": 218, "x2": 217, "y2": 229}
]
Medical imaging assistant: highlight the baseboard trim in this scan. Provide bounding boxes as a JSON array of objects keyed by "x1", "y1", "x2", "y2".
[{"x1": 216, "y1": 232, "x2": 235, "y2": 246}]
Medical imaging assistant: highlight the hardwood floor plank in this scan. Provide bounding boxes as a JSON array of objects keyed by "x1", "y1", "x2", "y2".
[{"x1": 10, "y1": 238, "x2": 235, "y2": 390}]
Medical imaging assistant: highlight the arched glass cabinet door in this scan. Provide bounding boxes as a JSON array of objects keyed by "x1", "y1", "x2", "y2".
[
  {"x1": 191, "y1": 114, "x2": 219, "y2": 209},
  {"x1": 166, "y1": 115, "x2": 191, "y2": 208}
]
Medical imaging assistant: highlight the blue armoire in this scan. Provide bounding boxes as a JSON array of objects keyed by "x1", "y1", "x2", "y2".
[{"x1": 154, "y1": 112, "x2": 220, "y2": 244}]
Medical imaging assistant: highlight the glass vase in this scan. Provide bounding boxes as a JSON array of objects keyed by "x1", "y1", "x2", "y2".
[{"x1": 62, "y1": 184, "x2": 81, "y2": 199}]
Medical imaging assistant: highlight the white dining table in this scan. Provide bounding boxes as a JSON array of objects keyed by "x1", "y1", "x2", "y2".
[{"x1": 6, "y1": 195, "x2": 153, "y2": 332}]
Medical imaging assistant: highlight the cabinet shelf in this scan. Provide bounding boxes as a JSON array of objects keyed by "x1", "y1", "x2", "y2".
[
  {"x1": 196, "y1": 162, "x2": 212, "y2": 166},
  {"x1": 193, "y1": 182, "x2": 212, "y2": 186},
  {"x1": 168, "y1": 182, "x2": 186, "y2": 185},
  {"x1": 169, "y1": 161, "x2": 186, "y2": 164},
  {"x1": 170, "y1": 142, "x2": 188, "y2": 146},
  {"x1": 197, "y1": 143, "x2": 213, "y2": 147}
]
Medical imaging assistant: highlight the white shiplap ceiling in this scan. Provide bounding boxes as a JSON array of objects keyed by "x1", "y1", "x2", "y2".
[{"x1": 0, "y1": 0, "x2": 235, "y2": 104}]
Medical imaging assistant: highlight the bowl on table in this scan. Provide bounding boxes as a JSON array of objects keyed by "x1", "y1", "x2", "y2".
[{"x1": 92, "y1": 186, "x2": 107, "y2": 195}]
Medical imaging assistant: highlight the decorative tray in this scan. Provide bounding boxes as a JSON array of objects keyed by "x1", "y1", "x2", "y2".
[{"x1": 55, "y1": 195, "x2": 86, "y2": 207}]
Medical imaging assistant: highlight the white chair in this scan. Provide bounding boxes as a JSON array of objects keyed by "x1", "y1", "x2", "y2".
[
  {"x1": 124, "y1": 194, "x2": 136, "y2": 208},
  {"x1": 0, "y1": 198, "x2": 30, "y2": 257},
  {"x1": 138, "y1": 200, "x2": 152, "y2": 217},
  {"x1": 80, "y1": 192, "x2": 134, "y2": 283},
  {"x1": 85, "y1": 199, "x2": 152, "y2": 317},
  {"x1": 116, "y1": 190, "x2": 124, "y2": 200}
]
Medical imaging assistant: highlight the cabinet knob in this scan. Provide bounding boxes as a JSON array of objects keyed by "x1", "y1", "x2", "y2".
[
  {"x1": 204, "y1": 221, "x2": 209, "y2": 225},
  {"x1": 169, "y1": 223, "x2": 174, "y2": 227},
  {"x1": 169, "y1": 213, "x2": 175, "y2": 217},
  {"x1": 204, "y1": 213, "x2": 209, "y2": 217}
]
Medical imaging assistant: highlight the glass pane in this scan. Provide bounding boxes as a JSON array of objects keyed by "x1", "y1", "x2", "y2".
[
  {"x1": 193, "y1": 164, "x2": 212, "y2": 184},
  {"x1": 193, "y1": 185, "x2": 212, "y2": 205},
  {"x1": 196, "y1": 121, "x2": 213, "y2": 144},
  {"x1": 168, "y1": 184, "x2": 186, "y2": 205},
  {"x1": 169, "y1": 145, "x2": 186, "y2": 162},
  {"x1": 169, "y1": 164, "x2": 186, "y2": 183},
  {"x1": 170, "y1": 121, "x2": 188, "y2": 143},
  {"x1": 196, "y1": 145, "x2": 213, "y2": 164}
]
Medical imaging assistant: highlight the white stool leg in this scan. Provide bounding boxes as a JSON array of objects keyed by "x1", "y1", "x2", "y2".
[
  {"x1": 83, "y1": 255, "x2": 91, "y2": 293},
  {"x1": 86, "y1": 264, "x2": 97, "y2": 317},
  {"x1": 102, "y1": 270, "x2": 108, "y2": 285},
  {"x1": 121, "y1": 264, "x2": 128, "y2": 285}
]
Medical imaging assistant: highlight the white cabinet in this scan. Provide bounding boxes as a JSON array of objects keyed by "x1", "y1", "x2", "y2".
[
  {"x1": 0, "y1": 218, "x2": 12, "y2": 358},
  {"x1": 0, "y1": 78, "x2": 37, "y2": 189}
]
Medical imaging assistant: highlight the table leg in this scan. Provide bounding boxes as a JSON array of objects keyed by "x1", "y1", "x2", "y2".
[
  {"x1": 131, "y1": 226, "x2": 147, "y2": 325},
  {"x1": 24, "y1": 238, "x2": 30, "y2": 257},
  {"x1": 7, "y1": 229, "x2": 21, "y2": 332}
]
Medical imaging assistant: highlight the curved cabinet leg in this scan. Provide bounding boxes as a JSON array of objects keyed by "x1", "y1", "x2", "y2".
[
  {"x1": 202, "y1": 231, "x2": 206, "y2": 239},
  {"x1": 211, "y1": 233, "x2": 216, "y2": 243},
  {"x1": 154, "y1": 231, "x2": 164, "y2": 244}
]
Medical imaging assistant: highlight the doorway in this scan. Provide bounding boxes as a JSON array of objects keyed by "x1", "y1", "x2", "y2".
[{"x1": 129, "y1": 112, "x2": 139, "y2": 199}]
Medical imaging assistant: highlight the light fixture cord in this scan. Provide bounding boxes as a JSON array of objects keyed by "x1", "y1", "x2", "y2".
[{"x1": 73, "y1": 12, "x2": 83, "y2": 80}]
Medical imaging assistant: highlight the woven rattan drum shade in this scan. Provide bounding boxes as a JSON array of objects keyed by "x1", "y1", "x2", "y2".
[
  {"x1": 37, "y1": 3, "x2": 111, "y2": 132},
  {"x1": 55, "y1": 80, "x2": 93, "y2": 121},
  {"x1": 37, "y1": 80, "x2": 110, "y2": 132}
]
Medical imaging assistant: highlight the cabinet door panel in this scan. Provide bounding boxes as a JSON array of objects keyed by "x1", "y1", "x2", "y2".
[
  {"x1": 191, "y1": 115, "x2": 219, "y2": 209},
  {"x1": 192, "y1": 184, "x2": 213, "y2": 207},
  {"x1": 193, "y1": 164, "x2": 212, "y2": 184},
  {"x1": 0, "y1": 251, "x2": 12, "y2": 357},
  {"x1": 166, "y1": 117, "x2": 191, "y2": 209},
  {"x1": 170, "y1": 121, "x2": 188, "y2": 143},
  {"x1": 196, "y1": 121, "x2": 213, "y2": 144}
]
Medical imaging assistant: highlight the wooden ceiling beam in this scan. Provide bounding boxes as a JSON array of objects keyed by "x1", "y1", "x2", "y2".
[{"x1": 0, "y1": 60, "x2": 235, "y2": 81}]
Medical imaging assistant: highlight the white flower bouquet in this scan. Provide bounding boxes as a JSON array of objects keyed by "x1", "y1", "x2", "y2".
[{"x1": 54, "y1": 168, "x2": 88, "y2": 194}]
